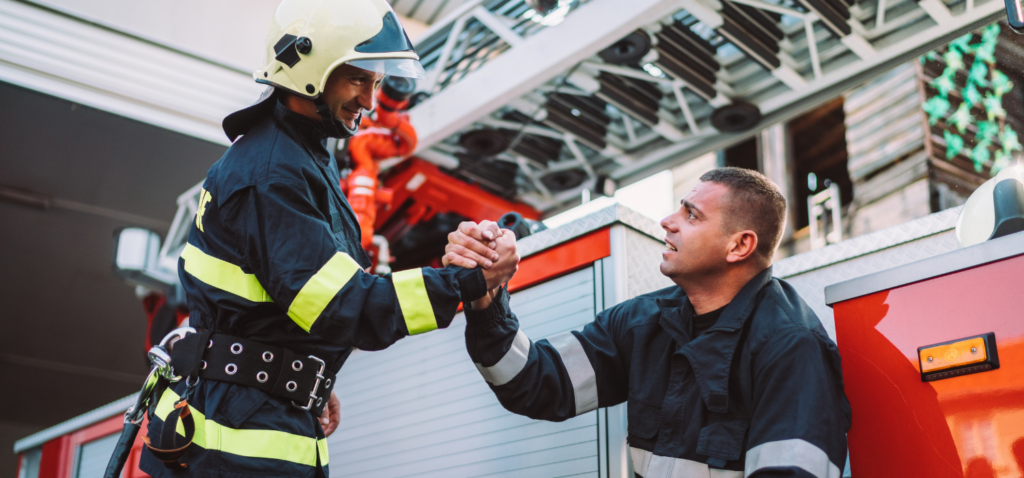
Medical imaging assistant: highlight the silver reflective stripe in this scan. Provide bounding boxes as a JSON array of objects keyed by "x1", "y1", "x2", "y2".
[
  {"x1": 630, "y1": 447, "x2": 743, "y2": 478},
  {"x1": 711, "y1": 468, "x2": 743, "y2": 478},
  {"x1": 745, "y1": 439, "x2": 841, "y2": 478},
  {"x1": 631, "y1": 447, "x2": 653, "y2": 476},
  {"x1": 546, "y1": 331, "x2": 598, "y2": 415},
  {"x1": 475, "y1": 329, "x2": 531, "y2": 386}
]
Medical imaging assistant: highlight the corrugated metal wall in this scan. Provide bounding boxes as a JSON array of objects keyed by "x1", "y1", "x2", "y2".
[
  {"x1": 72, "y1": 433, "x2": 119, "y2": 478},
  {"x1": 328, "y1": 267, "x2": 602, "y2": 478},
  {"x1": 843, "y1": 62, "x2": 932, "y2": 237}
]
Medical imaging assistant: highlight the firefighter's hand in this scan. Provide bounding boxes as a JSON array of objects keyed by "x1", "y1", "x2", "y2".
[
  {"x1": 471, "y1": 229, "x2": 519, "y2": 309},
  {"x1": 443, "y1": 220, "x2": 502, "y2": 269},
  {"x1": 320, "y1": 392, "x2": 341, "y2": 437}
]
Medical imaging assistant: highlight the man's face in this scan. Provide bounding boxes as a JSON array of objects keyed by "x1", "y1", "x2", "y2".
[
  {"x1": 322, "y1": 64, "x2": 385, "y2": 129},
  {"x1": 660, "y1": 181, "x2": 733, "y2": 283}
]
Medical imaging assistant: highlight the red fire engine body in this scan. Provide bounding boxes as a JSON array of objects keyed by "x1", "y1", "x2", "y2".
[{"x1": 827, "y1": 232, "x2": 1024, "y2": 477}]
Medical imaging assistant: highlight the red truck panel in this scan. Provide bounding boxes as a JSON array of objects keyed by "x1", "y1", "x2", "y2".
[{"x1": 833, "y1": 253, "x2": 1024, "y2": 477}]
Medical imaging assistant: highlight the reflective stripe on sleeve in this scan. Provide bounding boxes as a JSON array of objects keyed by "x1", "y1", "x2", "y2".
[
  {"x1": 155, "y1": 388, "x2": 324, "y2": 467},
  {"x1": 475, "y1": 328, "x2": 531, "y2": 386},
  {"x1": 745, "y1": 439, "x2": 841, "y2": 478},
  {"x1": 287, "y1": 252, "x2": 361, "y2": 332},
  {"x1": 393, "y1": 268, "x2": 438, "y2": 335},
  {"x1": 546, "y1": 331, "x2": 598, "y2": 415},
  {"x1": 180, "y1": 244, "x2": 272, "y2": 303},
  {"x1": 630, "y1": 447, "x2": 743, "y2": 478}
]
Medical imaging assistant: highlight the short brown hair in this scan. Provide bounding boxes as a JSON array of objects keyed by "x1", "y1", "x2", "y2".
[{"x1": 699, "y1": 167, "x2": 787, "y2": 262}]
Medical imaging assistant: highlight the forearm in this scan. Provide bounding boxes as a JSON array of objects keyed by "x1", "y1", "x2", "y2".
[{"x1": 465, "y1": 289, "x2": 622, "y2": 422}]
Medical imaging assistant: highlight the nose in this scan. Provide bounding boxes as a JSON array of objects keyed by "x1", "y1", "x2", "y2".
[
  {"x1": 661, "y1": 214, "x2": 676, "y2": 232},
  {"x1": 356, "y1": 84, "x2": 375, "y2": 112}
]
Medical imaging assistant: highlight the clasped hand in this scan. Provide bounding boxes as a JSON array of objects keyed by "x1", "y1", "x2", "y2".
[{"x1": 442, "y1": 220, "x2": 520, "y2": 309}]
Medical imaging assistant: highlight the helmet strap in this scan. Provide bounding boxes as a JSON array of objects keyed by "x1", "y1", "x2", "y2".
[{"x1": 313, "y1": 97, "x2": 360, "y2": 139}]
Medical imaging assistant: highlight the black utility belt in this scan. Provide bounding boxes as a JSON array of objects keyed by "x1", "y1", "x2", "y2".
[{"x1": 169, "y1": 331, "x2": 336, "y2": 417}]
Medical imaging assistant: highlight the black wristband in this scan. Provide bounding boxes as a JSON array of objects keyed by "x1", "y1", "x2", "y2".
[{"x1": 455, "y1": 267, "x2": 488, "y2": 303}]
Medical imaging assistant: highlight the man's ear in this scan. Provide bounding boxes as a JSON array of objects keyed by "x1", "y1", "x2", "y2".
[{"x1": 725, "y1": 230, "x2": 759, "y2": 263}]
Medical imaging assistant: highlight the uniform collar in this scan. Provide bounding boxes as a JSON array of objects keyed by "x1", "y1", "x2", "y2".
[
  {"x1": 272, "y1": 100, "x2": 332, "y2": 166},
  {"x1": 658, "y1": 266, "x2": 774, "y2": 414}
]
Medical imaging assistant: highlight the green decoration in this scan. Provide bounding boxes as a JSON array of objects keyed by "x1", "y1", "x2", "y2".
[
  {"x1": 991, "y1": 71, "x2": 1013, "y2": 96},
  {"x1": 983, "y1": 94, "x2": 1006, "y2": 121},
  {"x1": 972, "y1": 141, "x2": 991, "y2": 171},
  {"x1": 945, "y1": 130, "x2": 964, "y2": 159},
  {"x1": 977, "y1": 120, "x2": 1000, "y2": 142},
  {"x1": 949, "y1": 33, "x2": 973, "y2": 53},
  {"x1": 943, "y1": 49, "x2": 964, "y2": 70},
  {"x1": 923, "y1": 96, "x2": 951, "y2": 125},
  {"x1": 920, "y1": 23, "x2": 1016, "y2": 176},
  {"x1": 968, "y1": 61, "x2": 989, "y2": 87},
  {"x1": 1002, "y1": 125, "x2": 1021, "y2": 155},
  {"x1": 963, "y1": 83, "x2": 982, "y2": 108},
  {"x1": 951, "y1": 103, "x2": 973, "y2": 133},
  {"x1": 993, "y1": 150, "x2": 1011, "y2": 174}
]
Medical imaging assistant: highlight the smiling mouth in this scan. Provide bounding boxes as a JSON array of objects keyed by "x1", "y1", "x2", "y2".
[{"x1": 665, "y1": 241, "x2": 677, "y2": 252}]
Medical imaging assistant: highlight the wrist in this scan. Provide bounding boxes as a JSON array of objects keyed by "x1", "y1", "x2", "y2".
[
  {"x1": 464, "y1": 287, "x2": 510, "y2": 331},
  {"x1": 468, "y1": 288, "x2": 500, "y2": 310}
]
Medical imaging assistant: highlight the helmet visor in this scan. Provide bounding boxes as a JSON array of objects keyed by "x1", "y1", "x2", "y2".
[{"x1": 348, "y1": 58, "x2": 427, "y2": 79}]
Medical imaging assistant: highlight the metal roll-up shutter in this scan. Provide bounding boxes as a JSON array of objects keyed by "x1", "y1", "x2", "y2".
[
  {"x1": 72, "y1": 433, "x2": 120, "y2": 478},
  {"x1": 328, "y1": 266, "x2": 601, "y2": 478}
]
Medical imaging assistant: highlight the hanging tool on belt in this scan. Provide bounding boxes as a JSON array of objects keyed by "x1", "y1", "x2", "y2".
[
  {"x1": 104, "y1": 327, "x2": 338, "y2": 476},
  {"x1": 104, "y1": 327, "x2": 197, "y2": 478}
]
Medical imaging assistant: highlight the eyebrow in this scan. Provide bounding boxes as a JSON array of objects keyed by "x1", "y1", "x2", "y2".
[{"x1": 681, "y1": 199, "x2": 702, "y2": 216}]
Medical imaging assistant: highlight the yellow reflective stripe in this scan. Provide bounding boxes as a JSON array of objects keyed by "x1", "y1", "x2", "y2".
[
  {"x1": 318, "y1": 437, "x2": 329, "y2": 465},
  {"x1": 180, "y1": 244, "x2": 272, "y2": 303},
  {"x1": 287, "y1": 252, "x2": 361, "y2": 332},
  {"x1": 155, "y1": 388, "x2": 319, "y2": 467},
  {"x1": 393, "y1": 268, "x2": 437, "y2": 335}
]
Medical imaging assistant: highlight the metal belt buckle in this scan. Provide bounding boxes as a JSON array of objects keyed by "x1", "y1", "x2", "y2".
[{"x1": 291, "y1": 355, "x2": 327, "y2": 411}]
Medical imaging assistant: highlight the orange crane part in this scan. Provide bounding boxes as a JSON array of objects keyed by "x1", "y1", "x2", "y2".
[{"x1": 377, "y1": 157, "x2": 539, "y2": 231}]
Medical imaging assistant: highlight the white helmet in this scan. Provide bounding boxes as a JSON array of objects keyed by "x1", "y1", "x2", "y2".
[
  {"x1": 225, "y1": 0, "x2": 425, "y2": 140},
  {"x1": 956, "y1": 165, "x2": 1024, "y2": 248}
]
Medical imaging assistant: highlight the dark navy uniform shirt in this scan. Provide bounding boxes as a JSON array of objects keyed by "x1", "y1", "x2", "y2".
[
  {"x1": 465, "y1": 266, "x2": 851, "y2": 478},
  {"x1": 141, "y1": 99, "x2": 485, "y2": 478}
]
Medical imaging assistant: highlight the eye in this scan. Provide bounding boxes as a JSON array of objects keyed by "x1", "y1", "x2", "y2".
[{"x1": 688, "y1": 210, "x2": 696, "y2": 220}]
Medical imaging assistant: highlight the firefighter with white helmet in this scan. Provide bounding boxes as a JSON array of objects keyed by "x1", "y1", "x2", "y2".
[{"x1": 136, "y1": 0, "x2": 519, "y2": 476}]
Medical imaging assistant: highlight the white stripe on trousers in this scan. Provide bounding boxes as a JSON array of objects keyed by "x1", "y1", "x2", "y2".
[
  {"x1": 745, "y1": 439, "x2": 841, "y2": 478},
  {"x1": 630, "y1": 447, "x2": 743, "y2": 478}
]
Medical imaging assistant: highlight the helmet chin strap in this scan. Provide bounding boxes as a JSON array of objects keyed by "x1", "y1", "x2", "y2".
[{"x1": 313, "y1": 97, "x2": 360, "y2": 139}]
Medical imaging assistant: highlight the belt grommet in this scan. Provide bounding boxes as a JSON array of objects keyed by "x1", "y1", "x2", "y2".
[
  {"x1": 226, "y1": 363, "x2": 238, "y2": 375},
  {"x1": 257, "y1": 371, "x2": 268, "y2": 383},
  {"x1": 201, "y1": 360, "x2": 207, "y2": 370},
  {"x1": 292, "y1": 360, "x2": 303, "y2": 371},
  {"x1": 286, "y1": 381, "x2": 297, "y2": 392},
  {"x1": 325, "y1": 378, "x2": 332, "y2": 389},
  {"x1": 207, "y1": 339, "x2": 213, "y2": 349},
  {"x1": 231, "y1": 343, "x2": 243, "y2": 354},
  {"x1": 316, "y1": 397, "x2": 323, "y2": 407},
  {"x1": 262, "y1": 351, "x2": 274, "y2": 362}
]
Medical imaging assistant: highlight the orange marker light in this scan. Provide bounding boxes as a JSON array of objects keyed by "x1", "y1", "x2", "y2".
[{"x1": 917, "y1": 332, "x2": 999, "y2": 381}]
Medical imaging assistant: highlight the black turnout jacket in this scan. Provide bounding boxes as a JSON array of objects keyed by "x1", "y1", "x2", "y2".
[
  {"x1": 465, "y1": 266, "x2": 851, "y2": 478},
  {"x1": 141, "y1": 98, "x2": 485, "y2": 478}
]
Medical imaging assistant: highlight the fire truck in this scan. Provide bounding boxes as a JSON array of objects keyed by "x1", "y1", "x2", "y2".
[
  {"x1": 15, "y1": 165, "x2": 1024, "y2": 477},
  {"x1": 8, "y1": 0, "x2": 1024, "y2": 473}
]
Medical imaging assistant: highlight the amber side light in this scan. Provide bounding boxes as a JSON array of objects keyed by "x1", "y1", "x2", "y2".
[{"x1": 917, "y1": 332, "x2": 999, "y2": 382}]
